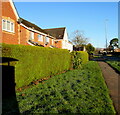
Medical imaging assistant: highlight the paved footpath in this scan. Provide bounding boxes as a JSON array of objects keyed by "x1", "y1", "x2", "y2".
[{"x1": 98, "y1": 61, "x2": 120, "y2": 115}]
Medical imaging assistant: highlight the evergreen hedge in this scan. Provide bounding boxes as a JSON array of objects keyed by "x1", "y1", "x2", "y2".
[
  {"x1": 2, "y1": 44, "x2": 71, "y2": 89},
  {"x1": 71, "y1": 51, "x2": 89, "y2": 69}
]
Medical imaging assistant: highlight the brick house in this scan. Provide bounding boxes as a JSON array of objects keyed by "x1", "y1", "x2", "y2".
[
  {"x1": 44, "y1": 27, "x2": 73, "y2": 51},
  {"x1": 1, "y1": 0, "x2": 20, "y2": 44},
  {"x1": 1, "y1": 0, "x2": 56, "y2": 47},
  {"x1": 1, "y1": 0, "x2": 73, "y2": 51},
  {"x1": 18, "y1": 18, "x2": 56, "y2": 47}
]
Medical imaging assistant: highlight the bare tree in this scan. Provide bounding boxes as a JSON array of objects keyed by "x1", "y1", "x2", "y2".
[{"x1": 71, "y1": 30, "x2": 88, "y2": 47}]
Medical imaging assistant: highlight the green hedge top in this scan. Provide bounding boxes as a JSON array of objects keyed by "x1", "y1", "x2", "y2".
[{"x1": 2, "y1": 43, "x2": 71, "y2": 88}]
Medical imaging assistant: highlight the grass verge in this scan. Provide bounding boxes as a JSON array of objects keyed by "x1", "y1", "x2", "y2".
[
  {"x1": 106, "y1": 61, "x2": 120, "y2": 73},
  {"x1": 3, "y1": 61, "x2": 116, "y2": 114}
]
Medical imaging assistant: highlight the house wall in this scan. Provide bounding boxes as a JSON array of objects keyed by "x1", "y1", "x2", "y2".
[
  {"x1": 1, "y1": 0, "x2": 59, "y2": 48},
  {"x1": 42, "y1": 36, "x2": 55, "y2": 47},
  {"x1": 62, "y1": 40, "x2": 68, "y2": 49},
  {"x1": 61, "y1": 41, "x2": 73, "y2": 51},
  {"x1": 34, "y1": 32, "x2": 41, "y2": 44},
  {"x1": 49, "y1": 37, "x2": 55, "y2": 46},
  {"x1": 2, "y1": 1, "x2": 19, "y2": 44},
  {"x1": 66, "y1": 42, "x2": 73, "y2": 52},
  {"x1": 19, "y1": 23, "x2": 56, "y2": 47},
  {"x1": 51, "y1": 38, "x2": 55, "y2": 46},
  {"x1": 20, "y1": 25, "x2": 29, "y2": 45},
  {"x1": 38, "y1": 35, "x2": 45, "y2": 46},
  {"x1": 63, "y1": 28, "x2": 68, "y2": 42},
  {"x1": 34, "y1": 33, "x2": 44, "y2": 46},
  {"x1": 68, "y1": 43, "x2": 73, "y2": 52},
  {"x1": 55, "y1": 40, "x2": 62, "y2": 48},
  {"x1": 62, "y1": 28, "x2": 73, "y2": 51},
  {"x1": 44, "y1": 37, "x2": 50, "y2": 47}
]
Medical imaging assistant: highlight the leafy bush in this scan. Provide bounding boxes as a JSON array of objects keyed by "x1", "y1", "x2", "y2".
[
  {"x1": 2, "y1": 43, "x2": 71, "y2": 88},
  {"x1": 71, "y1": 51, "x2": 88, "y2": 69}
]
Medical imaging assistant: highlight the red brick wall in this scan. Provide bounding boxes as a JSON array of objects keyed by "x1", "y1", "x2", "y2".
[
  {"x1": 34, "y1": 33, "x2": 38, "y2": 42},
  {"x1": 1, "y1": 1, "x2": 57, "y2": 48},
  {"x1": 2, "y1": 1, "x2": 19, "y2": 44},
  {"x1": 55, "y1": 41, "x2": 62, "y2": 48},
  {"x1": 20, "y1": 26, "x2": 29, "y2": 45}
]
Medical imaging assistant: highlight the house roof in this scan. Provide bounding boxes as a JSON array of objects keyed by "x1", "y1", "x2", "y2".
[
  {"x1": 44, "y1": 27, "x2": 66, "y2": 39},
  {"x1": 19, "y1": 18, "x2": 48, "y2": 34}
]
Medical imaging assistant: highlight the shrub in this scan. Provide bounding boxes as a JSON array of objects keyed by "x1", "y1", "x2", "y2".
[
  {"x1": 71, "y1": 51, "x2": 88, "y2": 69},
  {"x1": 2, "y1": 43, "x2": 71, "y2": 88}
]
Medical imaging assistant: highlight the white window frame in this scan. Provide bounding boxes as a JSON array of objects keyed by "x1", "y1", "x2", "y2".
[
  {"x1": 2, "y1": 19, "x2": 6, "y2": 30},
  {"x1": 2, "y1": 19, "x2": 15, "y2": 33},
  {"x1": 11, "y1": 22, "x2": 14, "y2": 32},
  {"x1": 7, "y1": 20, "x2": 11, "y2": 31},
  {"x1": 30, "y1": 31, "x2": 34, "y2": 40},
  {"x1": 38, "y1": 34, "x2": 43, "y2": 42},
  {"x1": 46, "y1": 37, "x2": 49, "y2": 43}
]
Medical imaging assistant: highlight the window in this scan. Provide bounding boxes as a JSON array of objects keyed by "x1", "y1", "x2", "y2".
[
  {"x1": 7, "y1": 21, "x2": 10, "y2": 31},
  {"x1": 11, "y1": 23, "x2": 14, "y2": 32},
  {"x1": 38, "y1": 35, "x2": 43, "y2": 42},
  {"x1": 2, "y1": 19, "x2": 6, "y2": 30},
  {"x1": 30, "y1": 32, "x2": 34, "y2": 40},
  {"x1": 2, "y1": 19, "x2": 14, "y2": 33},
  {"x1": 46, "y1": 37, "x2": 49, "y2": 43}
]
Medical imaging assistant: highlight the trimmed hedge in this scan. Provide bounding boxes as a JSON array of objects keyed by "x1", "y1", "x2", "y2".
[
  {"x1": 71, "y1": 51, "x2": 89, "y2": 69},
  {"x1": 2, "y1": 44, "x2": 71, "y2": 89}
]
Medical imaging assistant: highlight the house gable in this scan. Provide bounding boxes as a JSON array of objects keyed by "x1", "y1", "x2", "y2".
[
  {"x1": 63, "y1": 28, "x2": 68, "y2": 42},
  {"x1": 2, "y1": 0, "x2": 19, "y2": 20},
  {"x1": 9, "y1": 0, "x2": 19, "y2": 20},
  {"x1": 2, "y1": 0, "x2": 20, "y2": 44}
]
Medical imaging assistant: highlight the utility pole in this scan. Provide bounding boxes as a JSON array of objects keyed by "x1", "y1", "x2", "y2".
[{"x1": 105, "y1": 19, "x2": 108, "y2": 51}]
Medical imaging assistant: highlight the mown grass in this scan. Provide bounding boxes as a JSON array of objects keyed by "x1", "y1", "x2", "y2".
[
  {"x1": 106, "y1": 61, "x2": 120, "y2": 73},
  {"x1": 3, "y1": 61, "x2": 116, "y2": 114}
]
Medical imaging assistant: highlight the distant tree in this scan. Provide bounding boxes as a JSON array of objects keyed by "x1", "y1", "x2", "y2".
[
  {"x1": 86, "y1": 43, "x2": 95, "y2": 54},
  {"x1": 72, "y1": 30, "x2": 88, "y2": 48},
  {"x1": 110, "y1": 38, "x2": 118, "y2": 49}
]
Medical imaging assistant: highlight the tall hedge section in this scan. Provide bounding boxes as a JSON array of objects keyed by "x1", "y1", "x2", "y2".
[
  {"x1": 2, "y1": 44, "x2": 71, "y2": 89},
  {"x1": 71, "y1": 51, "x2": 89, "y2": 69}
]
